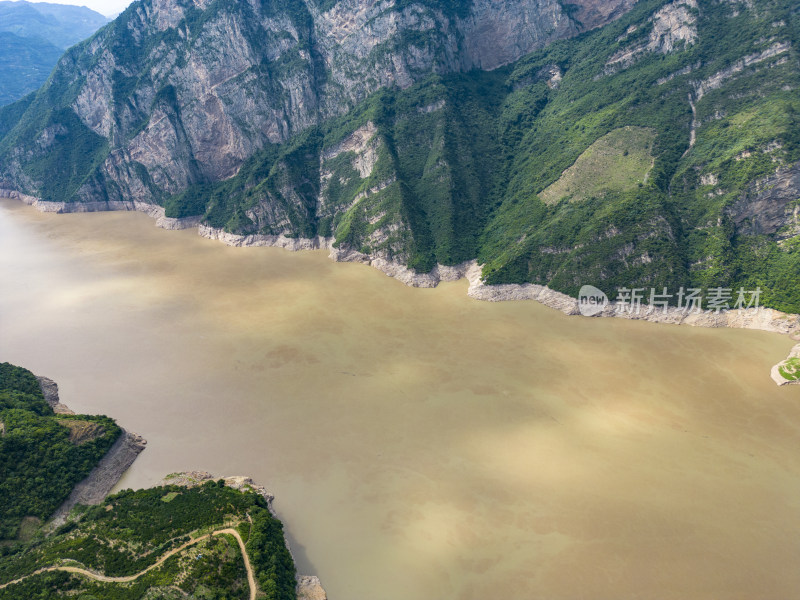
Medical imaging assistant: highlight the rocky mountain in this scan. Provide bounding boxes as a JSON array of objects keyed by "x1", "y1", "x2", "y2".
[
  {"x1": 0, "y1": 0, "x2": 798, "y2": 312},
  {"x1": 0, "y1": 1, "x2": 109, "y2": 105}
]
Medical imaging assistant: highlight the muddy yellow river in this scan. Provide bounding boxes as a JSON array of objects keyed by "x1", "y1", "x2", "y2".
[{"x1": 1, "y1": 199, "x2": 798, "y2": 599}]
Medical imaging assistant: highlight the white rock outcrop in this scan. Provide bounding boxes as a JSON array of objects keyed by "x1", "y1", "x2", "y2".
[
  {"x1": 7, "y1": 190, "x2": 799, "y2": 339},
  {"x1": 771, "y1": 343, "x2": 800, "y2": 386}
]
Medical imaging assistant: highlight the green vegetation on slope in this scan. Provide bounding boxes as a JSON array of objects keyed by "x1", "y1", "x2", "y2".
[
  {"x1": 538, "y1": 126, "x2": 656, "y2": 204},
  {"x1": 475, "y1": 0, "x2": 800, "y2": 311},
  {"x1": 778, "y1": 356, "x2": 800, "y2": 381},
  {"x1": 0, "y1": 363, "x2": 121, "y2": 540},
  {"x1": 0, "y1": 482, "x2": 297, "y2": 600},
  {"x1": 0, "y1": 363, "x2": 299, "y2": 599},
  {"x1": 163, "y1": 71, "x2": 506, "y2": 272},
  {"x1": 0, "y1": 0, "x2": 798, "y2": 312}
]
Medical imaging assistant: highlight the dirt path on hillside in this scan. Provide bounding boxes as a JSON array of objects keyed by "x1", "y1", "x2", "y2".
[{"x1": 0, "y1": 528, "x2": 256, "y2": 600}]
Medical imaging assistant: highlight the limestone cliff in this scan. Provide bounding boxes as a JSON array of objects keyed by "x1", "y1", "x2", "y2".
[
  {"x1": 0, "y1": 0, "x2": 634, "y2": 208},
  {"x1": 2, "y1": 0, "x2": 798, "y2": 315}
]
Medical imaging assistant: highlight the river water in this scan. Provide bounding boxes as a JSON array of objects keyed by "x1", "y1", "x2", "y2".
[{"x1": 1, "y1": 198, "x2": 799, "y2": 599}]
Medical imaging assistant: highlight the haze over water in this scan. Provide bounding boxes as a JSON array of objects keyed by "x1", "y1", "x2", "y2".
[{"x1": 1, "y1": 198, "x2": 799, "y2": 599}]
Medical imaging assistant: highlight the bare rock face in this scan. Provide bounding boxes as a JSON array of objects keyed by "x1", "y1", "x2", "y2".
[
  {"x1": 692, "y1": 41, "x2": 792, "y2": 102},
  {"x1": 36, "y1": 375, "x2": 75, "y2": 415},
  {"x1": 456, "y1": 0, "x2": 575, "y2": 70},
  {"x1": 574, "y1": 0, "x2": 638, "y2": 26},
  {"x1": 727, "y1": 161, "x2": 800, "y2": 240},
  {"x1": 49, "y1": 431, "x2": 147, "y2": 526},
  {"x1": 0, "y1": 0, "x2": 638, "y2": 209},
  {"x1": 297, "y1": 575, "x2": 328, "y2": 600},
  {"x1": 606, "y1": 0, "x2": 697, "y2": 70}
]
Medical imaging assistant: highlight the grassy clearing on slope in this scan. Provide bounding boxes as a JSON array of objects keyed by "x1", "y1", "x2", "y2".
[
  {"x1": 778, "y1": 357, "x2": 800, "y2": 381},
  {"x1": 539, "y1": 126, "x2": 656, "y2": 205}
]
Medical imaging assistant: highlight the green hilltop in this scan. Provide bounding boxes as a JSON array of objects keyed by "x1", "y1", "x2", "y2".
[
  {"x1": 0, "y1": 363, "x2": 121, "y2": 541},
  {"x1": 0, "y1": 363, "x2": 298, "y2": 599}
]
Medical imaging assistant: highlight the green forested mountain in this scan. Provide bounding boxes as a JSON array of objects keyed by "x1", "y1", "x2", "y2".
[
  {"x1": 0, "y1": 32, "x2": 63, "y2": 106},
  {"x1": 0, "y1": 363, "x2": 120, "y2": 540},
  {"x1": 0, "y1": 482, "x2": 297, "y2": 600},
  {"x1": 0, "y1": 1, "x2": 109, "y2": 106},
  {"x1": 0, "y1": 364, "x2": 300, "y2": 599},
  {"x1": 0, "y1": 0, "x2": 797, "y2": 311}
]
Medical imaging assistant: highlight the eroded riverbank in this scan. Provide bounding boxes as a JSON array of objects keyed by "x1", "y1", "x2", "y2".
[
  {"x1": 4, "y1": 190, "x2": 797, "y2": 338},
  {"x1": 1, "y1": 199, "x2": 799, "y2": 600}
]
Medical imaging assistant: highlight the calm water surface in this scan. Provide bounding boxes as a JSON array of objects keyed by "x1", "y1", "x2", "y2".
[{"x1": 1, "y1": 198, "x2": 798, "y2": 599}]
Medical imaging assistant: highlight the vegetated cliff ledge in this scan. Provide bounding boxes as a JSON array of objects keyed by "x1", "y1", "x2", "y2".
[
  {"x1": 5, "y1": 189, "x2": 799, "y2": 341},
  {"x1": 2, "y1": 367, "x2": 326, "y2": 598},
  {"x1": 161, "y1": 471, "x2": 328, "y2": 600},
  {"x1": 34, "y1": 374, "x2": 148, "y2": 528}
]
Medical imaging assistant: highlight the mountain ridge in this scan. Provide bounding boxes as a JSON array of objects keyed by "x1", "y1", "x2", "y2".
[
  {"x1": 0, "y1": 31, "x2": 64, "y2": 106},
  {"x1": 0, "y1": 1, "x2": 109, "y2": 106},
  {"x1": 0, "y1": 1, "x2": 109, "y2": 49}
]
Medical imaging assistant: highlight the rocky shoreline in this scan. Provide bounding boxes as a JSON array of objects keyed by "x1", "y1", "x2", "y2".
[
  {"x1": 7, "y1": 192, "x2": 800, "y2": 385},
  {"x1": 0, "y1": 188, "x2": 201, "y2": 230},
  {"x1": 771, "y1": 342, "x2": 800, "y2": 386},
  {"x1": 162, "y1": 471, "x2": 328, "y2": 600},
  {"x1": 6, "y1": 190, "x2": 798, "y2": 334},
  {"x1": 30, "y1": 372, "x2": 328, "y2": 598},
  {"x1": 194, "y1": 224, "x2": 800, "y2": 338},
  {"x1": 36, "y1": 376, "x2": 148, "y2": 527}
]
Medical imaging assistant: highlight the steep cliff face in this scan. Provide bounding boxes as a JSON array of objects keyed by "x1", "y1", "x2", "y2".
[
  {"x1": 0, "y1": 0, "x2": 632, "y2": 209},
  {"x1": 1, "y1": 0, "x2": 799, "y2": 314},
  {"x1": 728, "y1": 163, "x2": 800, "y2": 239}
]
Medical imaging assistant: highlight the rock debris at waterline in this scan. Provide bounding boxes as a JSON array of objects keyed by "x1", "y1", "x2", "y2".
[
  {"x1": 4, "y1": 189, "x2": 799, "y2": 339},
  {"x1": 34, "y1": 375, "x2": 148, "y2": 527}
]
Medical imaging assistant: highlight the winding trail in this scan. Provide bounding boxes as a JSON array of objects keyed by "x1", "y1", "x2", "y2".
[
  {"x1": 216, "y1": 528, "x2": 257, "y2": 600},
  {"x1": 0, "y1": 527, "x2": 256, "y2": 600}
]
